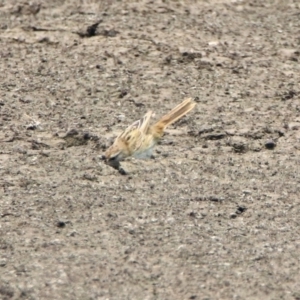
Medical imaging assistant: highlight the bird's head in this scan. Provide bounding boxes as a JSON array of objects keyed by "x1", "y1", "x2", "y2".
[{"x1": 101, "y1": 138, "x2": 129, "y2": 168}]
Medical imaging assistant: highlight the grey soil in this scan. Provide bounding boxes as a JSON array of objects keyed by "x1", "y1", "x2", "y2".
[{"x1": 1, "y1": 0, "x2": 300, "y2": 299}]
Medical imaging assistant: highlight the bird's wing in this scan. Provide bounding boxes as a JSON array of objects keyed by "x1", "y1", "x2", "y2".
[{"x1": 118, "y1": 111, "x2": 153, "y2": 139}]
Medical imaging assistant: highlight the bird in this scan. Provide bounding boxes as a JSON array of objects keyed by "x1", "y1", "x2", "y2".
[{"x1": 102, "y1": 98, "x2": 196, "y2": 174}]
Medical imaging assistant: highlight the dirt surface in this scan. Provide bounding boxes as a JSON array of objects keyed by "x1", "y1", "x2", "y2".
[{"x1": 1, "y1": 0, "x2": 300, "y2": 299}]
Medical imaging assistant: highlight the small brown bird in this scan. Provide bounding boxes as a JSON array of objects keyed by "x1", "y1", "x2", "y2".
[{"x1": 102, "y1": 98, "x2": 196, "y2": 173}]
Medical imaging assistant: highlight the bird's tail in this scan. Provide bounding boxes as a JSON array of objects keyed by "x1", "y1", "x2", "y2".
[{"x1": 152, "y1": 98, "x2": 196, "y2": 137}]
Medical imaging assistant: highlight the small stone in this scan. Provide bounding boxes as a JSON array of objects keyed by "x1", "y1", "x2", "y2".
[
  {"x1": 0, "y1": 258, "x2": 7, "y2": 267},
  {"x1": 69, "y1": 231, "x2": 77, "y2": 237},
  {"x1": 178, "y1": 47, "x2": 202, "y2": 60},
  {"x1": 83, "y1": 132, "x2": 91, "y2": 140},
  {"x1": 208, "y1": 40, "x2": 220, "y2": 47},
  {"x1": 230, "y1": 213, "x2": 237, "y2": 219},
  {"x1": 65, "y1": 129, "x2": 78, "y2": 137},
  {"x1": 265, "y1": 139, "x2": 276, "y2": 150},
  {"x1": 242, "y1": 190, "x2": 251, "y2": 195},
  {"x1": 236, "y1": 206, "x2": 247, "y2": 214},
  {"x1": 209, "y1": 196, "x2": 224, "y2": 202},
  {"x1": 231, "y1": 139, "x2": 248, "y2": 153},
  {"x1": 288, "y1": 122, "x2": 300, "y2": 130},
  {"x1": 56, "y1": 221, "x2": 66, "y2": 228},
  {"x1": 225, "y1": 129, "x2": 236, "y2": 135},
  {"x1": 76, "y1": 20, "x2": 102, "y2": 38},
  {"x1": 281, "y1": 90, "x2": 297, "y2": 100},
  {"x1": 202, "y1": 131, "x2": 226, "y2": 140},
  {"x1": 26, "y1": 124, "x2": 37, "y2": 130},
  {"x1": 188, "y1": 211, "x2": 197, "y2": 218}
]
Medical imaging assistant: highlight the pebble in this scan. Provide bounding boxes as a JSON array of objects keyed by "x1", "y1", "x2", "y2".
[
  {"x1": 265, "y1": 139, "x2": 276, "y2": 150},
  {"x1": 230, "y1": 213, "x2": 237, "y2": 219},
  {"x1": 288, "y1": 122, "x2": 300, "y2": 130},
  {"x1": 56, "y1": 221, "x2": 66, "y2": 228}
]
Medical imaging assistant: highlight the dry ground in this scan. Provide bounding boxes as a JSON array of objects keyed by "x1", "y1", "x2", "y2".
[{"x1": 1, "y1": 0, "x2": 300, "y2": 299}]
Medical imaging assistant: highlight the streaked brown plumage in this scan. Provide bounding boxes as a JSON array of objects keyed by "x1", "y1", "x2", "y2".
[{"x1": 102, "y1": 98, "x2": 196, "y2": 172}]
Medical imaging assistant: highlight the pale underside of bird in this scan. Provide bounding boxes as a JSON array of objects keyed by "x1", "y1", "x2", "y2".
[{"x1": 102, "y1": 98, "x2": 196, "y2": 174}]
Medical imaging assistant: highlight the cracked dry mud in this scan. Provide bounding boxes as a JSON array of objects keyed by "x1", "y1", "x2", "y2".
[{"x1": 1, "y1": 0, "x2": 300, "y2": 299}]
